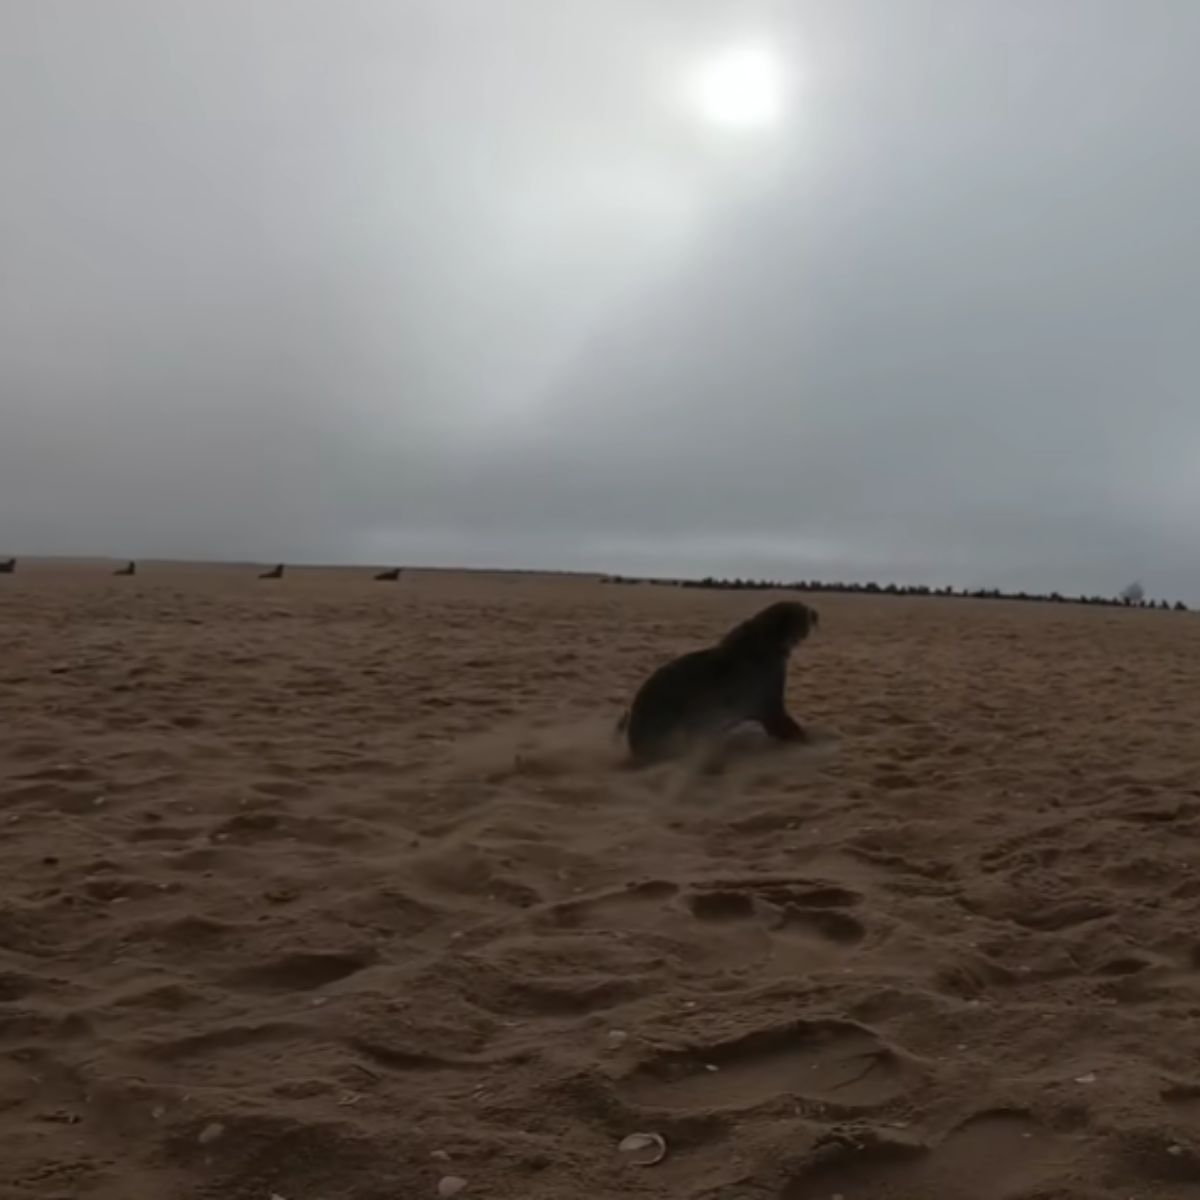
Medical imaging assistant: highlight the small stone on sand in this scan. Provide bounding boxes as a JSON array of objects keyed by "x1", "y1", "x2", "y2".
[{"x1": 197, "y1": 1122, "x2": 225, "y2": 1145}]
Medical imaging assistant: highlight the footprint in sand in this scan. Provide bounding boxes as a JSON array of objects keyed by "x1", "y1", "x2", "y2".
[
  {"x1": 782, "y1": 1109, "x2": 1070, "y2": 1200},
  {"x1": 688, "y1": 877, "x2": 866, "y2": 954},
  {"x1": 544, "y1": 876, "x2": 866, "y2": 977},
  {"x1": 223, "y1": 949, "x2": 376, "y2": 993},
  {"x1": 1100, "y1": 950, "x2": 1200, "y2": 1004},
  {"x1": 546, "y1": 879, "x2": 681, "y2": 933},
  {"x1": 622, "y1": 1019, "x2": 917, "y2": 1113},
  {"x1": 134, "y1": 1020, "x2": 306, "y2": 1066}
]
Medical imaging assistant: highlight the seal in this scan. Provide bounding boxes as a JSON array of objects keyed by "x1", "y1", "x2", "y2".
[
  {"x1": 619, "y1": 600, "x2": 818, "y2": 764},
  {"x1": 114, "y1": 561, "x2": 136, "y2": 576},
  {"x1": 259, "y1": 563, "x2": 285, "y2": 580},
  {"x1": 0, "y1": 558, "x2": 14, "y2": 574},
  {"x1": 374, "y1": 567, "x2": 402, "y2": 581}
]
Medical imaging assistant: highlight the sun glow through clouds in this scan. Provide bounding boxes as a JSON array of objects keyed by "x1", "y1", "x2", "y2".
[{"x1": 687, "y1": 41, "x2": 787, "y2": 130}]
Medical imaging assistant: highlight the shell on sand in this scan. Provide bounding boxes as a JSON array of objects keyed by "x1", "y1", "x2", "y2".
[{"x1": 617, "y1": 1133, "x2": 668, "y2": 1166}]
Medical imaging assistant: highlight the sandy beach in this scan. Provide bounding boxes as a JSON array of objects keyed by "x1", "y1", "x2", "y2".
[{"x1": 3, "y1": 563, "x2": 1200, "y2": 1199}]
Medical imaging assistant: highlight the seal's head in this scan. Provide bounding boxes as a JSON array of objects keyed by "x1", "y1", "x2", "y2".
[{"x1": 718, "y1": 600, "x2": 818, "y2": 659}]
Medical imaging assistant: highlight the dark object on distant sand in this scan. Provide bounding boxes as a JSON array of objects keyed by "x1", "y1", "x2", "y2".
[
  {"x1": 0, "y1": 558, "x2": 14, "y2": 574},
  {"x1": 259, "y1": 563, "x2": 285, "y2": 580},
  {"x1": 114, "y1": 561, "x2": 136, "y2": 577},
  {"x1": 617, "y1": 600, "x2": 818, "y2": 765},
  {"x1": 374, "y1": 567, "x2": 402, "y2": 582}
]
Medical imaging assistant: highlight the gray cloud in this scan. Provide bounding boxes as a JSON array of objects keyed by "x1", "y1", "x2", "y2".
[{"x1": 4, "y1": 1, "x2": 1200, "y2": 596}]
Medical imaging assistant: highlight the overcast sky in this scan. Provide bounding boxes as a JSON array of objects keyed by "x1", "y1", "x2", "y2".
[{"x1": 4, "y1": 1, "x2": 1200, "y2": 596}]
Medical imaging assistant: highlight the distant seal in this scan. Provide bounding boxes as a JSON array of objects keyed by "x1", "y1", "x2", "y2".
[
  {"x1": 618, "y1": 600, "x2": 818, "y2": 764},
  {"x1": 114, "y1": 560, "x2": 136, "y2": 577},
  {"x1": 259, "y1": 563, "x2": 285, "y2": 580},
  {"x1": 0, "y1": 558, "x2": 14, "y2": 574},
  {"x1": 374, "y1": 567, "x2": 402, "y2": 581}
]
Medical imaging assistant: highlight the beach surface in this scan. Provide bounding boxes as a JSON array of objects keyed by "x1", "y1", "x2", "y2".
[{"x1": 3, "y1": 563, "x2": 1200, "y2": 1198}]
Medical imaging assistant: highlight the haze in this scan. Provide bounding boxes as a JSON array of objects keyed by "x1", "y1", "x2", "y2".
[{"x1": 5, "y1": 1, "x2": 1200, "y2": 598}]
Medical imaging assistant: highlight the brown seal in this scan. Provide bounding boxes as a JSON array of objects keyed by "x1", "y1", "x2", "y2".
[{"x1": 618, "y1": 601, "x2": 818, "y2": 764}]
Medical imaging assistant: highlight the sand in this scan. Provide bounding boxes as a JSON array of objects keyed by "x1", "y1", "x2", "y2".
[{"x1": 3, "y1": 563, "x2": 1200, "y2": 1199}]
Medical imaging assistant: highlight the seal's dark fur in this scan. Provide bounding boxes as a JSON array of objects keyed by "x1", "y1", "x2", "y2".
[{"x1": 619, "y1": 601, "x2": 818, "y2": 764}]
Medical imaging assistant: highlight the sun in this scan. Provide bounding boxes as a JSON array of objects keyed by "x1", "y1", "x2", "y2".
[{"x1": 687, "y1": 42, "x2": 786, "y2": 130}]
